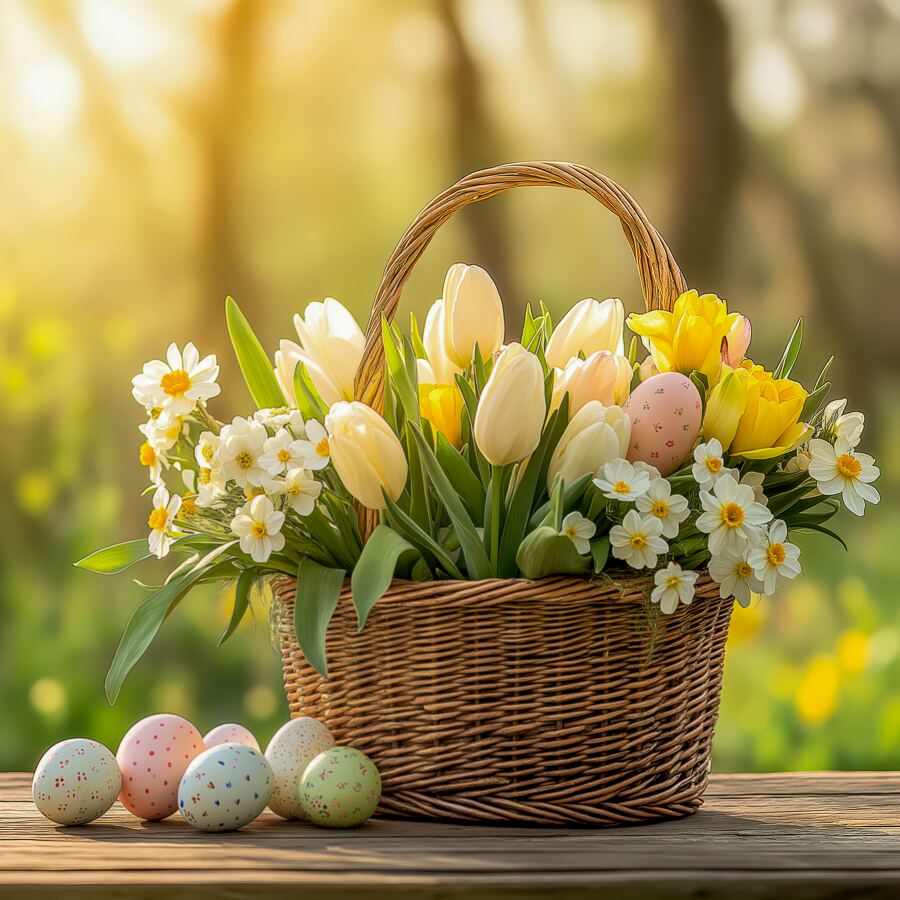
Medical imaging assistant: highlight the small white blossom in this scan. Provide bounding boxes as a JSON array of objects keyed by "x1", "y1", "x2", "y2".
[
  {"x1": 259, "y1": 428, "x2": 306, "y2": 476},
  {"x1": 696, "y1": 473, "x2": 772, "y2": 556},
  {"x1": 708, "y1": 547, "x2": 765, "y2": 608},
  {"x1": 692, "y1": 439, "x2": 726, "y2": 488},
  {"x1": 747, "y1": 519, "x2": 801, "y2": 595},
  {"x1": 277, "y1": 467, "x2": 323, "y2": 516},
  {"x1": 561, "y1": 511, "x2": 596, "y2": 555},
  {"x1": 147, "y1": 484, "x2": 181, "y2": 559},
  {"x1": 230, "y1": 495, "x2": 286, "y2": 563},
  {"x1": 808, "y1": 437, "x2": 880, "y2": 517},
  {"x1": 823, "y1": 399, "x2": 865, "y2": 448},
  {"x1": 219, "y1": 416, "x2": 269, "y2": 488},
  {"x1": 593, "y1": 459, "x2": 651, "y2": 502},
  {"x1": 651, "y1": 562, "x2": 699, "y2": 614},
  {"x1": 132, "y1": 342, "x2": 220, "y2": 417},
  {"x1": 295, "y1": 419, "x2": 331, "y2": 470},
  {"x1": 635, "y1": 478, "x2": 690, "y2": 539},
  {"x1": 784, "y1": 449, "x2": 812, "y2": 473},
  {"x1": 609, "y1": 509, "x2": 668, "y2": 569},
  {"x1": 254, "y1": 407, "x2": 305, "y2": 434}
]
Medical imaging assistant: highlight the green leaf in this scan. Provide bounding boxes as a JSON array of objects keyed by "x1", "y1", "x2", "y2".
[
  {"x1": 351, "y1": 525, "x2": 421, "y2": 630},
  {"x1": 435, "y1": 432, "x2": 486, "y2": 526},
  {"x1": 293, "y1": 361, "x2": 328, "y2": 422},
  {"x1": 381, "y1": 317, "x2": 420, "y2": 424},
  {"x1": 218, "y1": 568, "x2": 256, "y2": 646},
  {"x1": 294, "y1": 559, "x2": 346, "y2": 677},
  {"x1": 382, "y1": 494, "x2": 464, "y2": 580},
  {"x1": 409, "y1": 427, "x2": 491, "y2": 579},
  {"x1": 774, "y1": 317, "x2": 803, "y2": 379},
  {"x1": 627, "y1": 336, "x2": 638, "y2": 366},
  {"x1": 792, "y1": 523, "x2": 848, "y2": 551},
  {"x1": 455, "y1": 374, "x2": 490, "y2": 486},
  {"x1": 516, "y1": 526, "x2": 591, "y2": 579},
  {"x1": 815, "y1": 355, "x2": 834, "y2": 392},
  {"x1": 590, "y1": 536, "x2": 610, "y2": 574},
  {"x1": 801, "y1": 381, "x2": 831, "y2": 423},
  {"x1": 225, "y1": 296, "x2": 285, "y2": 408},
  {"x1": 76, "y1": 540, "x2": 154, "y2": 574},
  {"x1": 690, "y1": 370, "x2": 709, "y2": 416},
  {"x1": 409, "y1": 312, "x2": 427, "y2": 360},
  {"x1": 521, "y1": 303, "x2": 537, "y2": 345},
  {"x1": 529, "y1": 474, "x2": 592, "y2": 529}
]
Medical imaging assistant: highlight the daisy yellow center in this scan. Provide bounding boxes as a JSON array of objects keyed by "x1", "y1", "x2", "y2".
[
  {"x1": 614, "y1": 480, "x2": 631, "y2": 495},
  {"x1": 837, "y1": 453, "x2": 861, "y2": 479},
  {"x1": 139, "y1": 442, "x2": 156, "y2": 466},
  {"x1": 767, "y1": 543, "x2": 786, "y2": 566},
  {"x1": 630, "y1": 533, "x2": 647, "y2": 549},
  {"x1": 666, "y1": 575, "x2": 681, "y2": 590},
  {"x1": 147, "y1": 507, "x2": 168, "y2": 531},
  {"x1": 180, "y1": 498, "x2": 196, "y2": 516},
  {"x1": 737, "y1": 562, "x2": 753, "y2": 578},
  {"x1": 202, "y1": 445, "x2": 214, "y2": 463},
  {"x1": 277, "y1": 449, "x2": 292, "y2": 463},
  {"x1": 565, "y1": 525, "x2": 578, "y2": 539},
  {"x1": 236, "y1": 450, "x2": 254, "y2": 470},
  {"x1": 161, "y1": 369, "x2": 191, "y2": 397},
  {"x1": 288, "y1": 484, "x2": 301, "y2": 496},
  {"x1": 652, "y1": 500, "x2": 669, "y2": 518},
  {"x1": 316, "y1": 437, "x2": 330, "y2": 458},
  {"x1": 721, "y1": 502, "x2": 744, "y2": 528},
  {"x1": 198, "y1": 467, "x2": 212, "y2": 485},
  {"x1": 245, "y1": 485, "x2": 266, "y2": 499},
  {"x1": 149, "y1": 406, "x2": 163, "y2": 420},
  {"x1": 250, "y1": 521, "x2": 268, "y2": 539},
  {"x1": 706, "y1": 457, "x2": 723, "y2": 473}
]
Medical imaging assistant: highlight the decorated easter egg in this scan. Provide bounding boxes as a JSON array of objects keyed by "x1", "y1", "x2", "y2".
[
  {"x1": 264, "y1": 717, "x2": 335, "y2": 819},
  {"x1": 299, "y1": 746, "x2": 381, "y2": 828},
  {"x1": 178, "y1": 743, "x2": 272, "y2": 832},
  {"x1": 116, "y1": 714, "x2": 204, "y2": 820},
  {"x1": 624, "y1": 372, "x2": 702, "y2": 475},
  {"x1": 32, "y1": 739, "x2": 121, "y2": 825},
  {"x1": 204, "y1": 723, "x2": 260, "y2": 752}
]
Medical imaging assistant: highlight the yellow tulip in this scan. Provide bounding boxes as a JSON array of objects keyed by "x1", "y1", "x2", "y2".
[
  {"x1": 545, "y1": 297, "x2": 624, "y2": 369},
  {"x1": 325, "y1": 401, "x2": 408, "y2": 509},
  {"x1": 551, "y1": 350, "x2": 632, "y2": 417},
  {"x1": 627, "y1": 289, "x2": 745, "y2": 383},
  {"x1": 703, "y1": 361, "x2": 811, "y2": 459},
  {"x1": 473, "y1": 343, "x2": 545, "y2": 465},
  {"x1": 419, "y1": 382, "x2": 464, "y2": 448}
]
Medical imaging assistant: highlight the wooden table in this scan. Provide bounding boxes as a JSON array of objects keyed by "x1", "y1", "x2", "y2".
[{"x1": 2, "y1": 771, "x2": 898, "y2": 898}]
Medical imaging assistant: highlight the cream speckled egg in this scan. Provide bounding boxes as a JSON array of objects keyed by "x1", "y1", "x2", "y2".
[
  {"x1": 264, "y1": 717, "x2": 335, "y2": 819},
  {"x1": 624, "y1": 372, "x2": 702, "y2": 475},
  {"x1": 116, "y1": 714, "x2": 204, "y2": 820},
  {"x1": 178, "y1": 743, "x2": 272, "y2": 832},
  {"x1": 204, "y1": 723, "x2": 260, "y2": 752},
  {"x1": 32, "y1": 739, "x2": 121, "y2": 826},
  {"x1": 299, "y1": 746, "x2": 381, "y2": 828}
]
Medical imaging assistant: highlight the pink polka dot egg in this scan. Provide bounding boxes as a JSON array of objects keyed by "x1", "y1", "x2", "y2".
[
  {"x1": 117, "y1": 714, "x2": 204, "y2": 820},
  {"x1": 623, "y1": 372, "x2": 702, "y2": 476},
  {"x1": 204, "y1": 723, "x2": 260, "y2": 752}
]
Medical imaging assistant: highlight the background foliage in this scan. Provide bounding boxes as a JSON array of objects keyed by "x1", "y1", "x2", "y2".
[{"x1": 1, "y1": 0, "x2": 898, "y2": 772}]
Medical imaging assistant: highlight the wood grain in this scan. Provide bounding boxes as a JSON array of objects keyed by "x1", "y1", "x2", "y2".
[{"x1": 2, "y1": 772, "x2": 898, "y2": 898}]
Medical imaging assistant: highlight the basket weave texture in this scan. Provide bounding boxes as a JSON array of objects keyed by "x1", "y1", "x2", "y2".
[{"x1": 278, "y1": 161, "x2": 734, "y2": 825}]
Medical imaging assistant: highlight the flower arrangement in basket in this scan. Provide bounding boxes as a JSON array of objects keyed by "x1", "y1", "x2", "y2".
[{"x1": 79, "y1": 163, "x2": 880, "y2": 825}]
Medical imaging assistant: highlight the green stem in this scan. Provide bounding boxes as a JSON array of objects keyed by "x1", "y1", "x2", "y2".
[{"x1": 490, "y1": 464, "x2": 503, "y2": 575}]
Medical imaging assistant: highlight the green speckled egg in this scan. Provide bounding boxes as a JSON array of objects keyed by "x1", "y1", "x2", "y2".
[{"x1": 299, "y1": 746, "x2": 381, "y2": 827}]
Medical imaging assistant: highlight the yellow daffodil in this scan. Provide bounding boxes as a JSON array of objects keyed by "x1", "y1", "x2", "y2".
[
  {"x1": 627, "y1": 290, "x2": 747, "y2": 384},
  {"x1": 419, "y1": 382, "x2": 464, "y2": 448},
  {"x1": 703, "y1": 361, "x2": 810, "y2": 459}
]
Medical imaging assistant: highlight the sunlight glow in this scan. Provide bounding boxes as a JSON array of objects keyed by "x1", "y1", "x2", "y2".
[{"x1": 10, "y1": 54, "x2": 82, "y2": 139}]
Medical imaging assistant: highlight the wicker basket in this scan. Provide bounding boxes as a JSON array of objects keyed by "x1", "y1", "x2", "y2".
[{"x1": 276, "y1": 162, "x2": 735, "y2": 826}]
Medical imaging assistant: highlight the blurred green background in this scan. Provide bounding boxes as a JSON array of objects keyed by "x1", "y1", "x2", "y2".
[{"x1": 1, "y1": 0, "x2": 898, "y2": 773}]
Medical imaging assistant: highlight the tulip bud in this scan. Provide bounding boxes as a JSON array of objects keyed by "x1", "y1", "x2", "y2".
[
  {"x1": 723, "y1": 314, "x2": 751, "y2": 366},
  {"x1": 276, "y1": 298, "x2": 365, "y2": 406},
  {"x1": 545, "y1": 298, "x2": 624, "y2": 369},
  {"x1": 441, "y1": 264, "x2": 505, "y2": 368},
  {"x1": 473, "y1": 343, "x2": 546, "y2": 465},
  {"x1": 325, "y1": 401, "x2": 408, "y2": 509},
  {"x1": 547, "y1": 401, "x2": 631, "y2": 490},
  {"x1": 419, "y1": 382, "x2": 464, "y2": 448},
  {"x1": 420, "y1": 299, "x2": 461, "y2": 385},
  {"x1": 551, "y1": 350, "x2": 631, "y2": 417}
]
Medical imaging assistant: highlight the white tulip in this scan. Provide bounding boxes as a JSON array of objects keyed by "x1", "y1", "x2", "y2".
[
  {"x1": 545, "y1": 297, "x2": 624, "y2": 369},
  {"x1": 420, "y1": 299, "x2": 461, "y2": 385},
  {"x1": 325, "y1": 401, "x2": 408, "y2": 510},
  {"x1": 551, "y1": 350, "x2": 632, "y2": 416},
  {"x1": 441, "y1": 263, "x2": 505, "y2": 368},
  {"x1": 547, "y1": 401, "x2": 631, "y2": 490},
  {"x1": 473, "y1": 343, "x2": 545, "y2": 466}
]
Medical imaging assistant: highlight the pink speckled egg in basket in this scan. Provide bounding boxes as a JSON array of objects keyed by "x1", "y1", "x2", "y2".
[
  {"x1": 624, "y1": 372, "x2": 702, "y2": 476},
  {"x1": 116, "y1": 714, "x2": 204, "y2": 820}
]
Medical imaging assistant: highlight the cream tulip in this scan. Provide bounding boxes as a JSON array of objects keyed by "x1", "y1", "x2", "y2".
[
  {"x1": 420, "y1": 299, "x2": 461, "y2": 385},
  {"x1": 325, "y1": 401, "x2": 408, "y2": 510},
  {"x1": 545, "y1": 297, "x2": 624, "y2": 369},
  {"x1": 275, "y1": 298, "x2": 365, "y2": 406},
  {"x1": 473, "y1": 343, "x2": 545, "y2": 466},
  {"x1": 551, "y1": 350, "x2": 632, "y2": 417},
  {"x1": 547, "y1": 401, "x2": 631, "y2": 490},
  {"x1": 441, "y1": 264, "x2": 505, "y2": 368}
]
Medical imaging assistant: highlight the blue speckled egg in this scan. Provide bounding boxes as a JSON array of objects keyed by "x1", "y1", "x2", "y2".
[
  {"x1": 177, "y1": 743, "x2": 272, "y2": 832},
  {"x1": 299, "y1": 746, "x2": 381, "y2": 828}
]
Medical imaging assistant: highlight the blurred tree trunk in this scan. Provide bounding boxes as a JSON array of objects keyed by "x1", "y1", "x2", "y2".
[
  {"x1": 655, "y1": 0, "x2": 740, "y2": 292},
  {"x1": 436, "y1": 0, "x2": 518, "y2": 332}
]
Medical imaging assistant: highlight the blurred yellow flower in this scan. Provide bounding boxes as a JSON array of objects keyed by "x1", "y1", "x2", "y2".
[
  {"x1": 703, "y1": 361, "x2": 810, "y2": 459},
  {"x1": 16, "y1": 470, "x2": 55, "y2": 515},
  {"x1": 627, "y1": 289, "x2": 744, "y2": 383},
  {"x1": 837, "y1": 629, "x2": 869, "y2": 674},
  {"x1": 795, "y1": 655, "x2": 840, "y2": 725},
  {"x1": 419, "y1": 382, "x2": 464, "y2": 448},
  {"x1": 29, "y1": 678, "x2": 66, "y2": 716},
  {"x1": 726, "y1": 599, "x2": 766, "y2": 647}
]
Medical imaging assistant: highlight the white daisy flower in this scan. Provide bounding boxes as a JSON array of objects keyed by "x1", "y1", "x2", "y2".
[
  {"x1": 276, "y1": 467, "x2": 323, "y2": 516},
  {"x1": 747, "y1": 519, "x2": 801, "y2": 595},
  {"x1": 651, "y1": 562, "x2": 699, "y2": 614},
  {"x1": 147, "y1": 484, "x2": 181, "y2": 559},
  {"x1": 708, "y1": 547, "x2": 765, "y2": 608},
  {"x1": 295, "y1": 419, "x2": 331, "y2": 470},
  {"x1": 230, "y1": 495, "x2": 286, "y2": 563},
  {"x1": 131, "y1": 342, "x2": 220, "y2": 417},
  {"x1": 784, "y1": 449, "x2": 812, "y2": 474},
  {"x1": 219, "y1": 416, "x2": 269, "y2": 488},
  {"x1": 259, "y1": 428, "x2": 306, "y2": 476},
  {"x1": 254, "y1": 407, "x2": 305, "y2": 435},
  {"x1": 808, "y1": 437, "x2": 880, "y2": 517},
  {"x1": 609, "y1": 509, "x2": 668, "y2": 569},
  {"x1": 635, "y1": 478, "x2": 690, "y2": 539},
  {"x1": 561, "y1": 511, "x2": 596, "y2": 555},
  {"x1": 823, "y1": 399, "x2": 865, "y2": 448},
  {"x1": 593, "y1": 459, "x2": 652, "y2": 502},
  {"x1": 692, "y1": 439, "x2": 726, "y2": 488},
  {"x1": 738, "y1": 470, "x2": 766, "y2": 505},
  {"x1": 139, "y1": 412, "x2": 184, "y2": 452},
  {"x1": 194, "y1": 431, "x2": 221, "y2": 470},
  {"x1": 696, "y1": 473, "x2": 772, "y2": 556},
  {"x1": 138, "y1": 440, "x2": 166, "y2": 483}
]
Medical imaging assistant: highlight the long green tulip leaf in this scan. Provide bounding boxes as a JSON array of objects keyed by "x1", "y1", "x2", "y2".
[
  {"x1": 351, "y1": 525, "x2": 421, "y2": 631},
  {"x1": 225, "y1": 296, "x2": 285, "y2": 408},
  {"x1": 294, "y1": 559, "x2": 345, "y2": 677}
]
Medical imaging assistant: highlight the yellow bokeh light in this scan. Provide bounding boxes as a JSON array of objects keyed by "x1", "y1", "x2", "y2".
[
  {"x1": 795, "y1": 655, "x2": 840, "y2": 726},
  {"x1": 836, "y1": 630, "x2": 869, "y2": 674},
  {"x1": 243, "y1": 684, "x2": 278, "y2": 720},
  {"x1": 29, "y1": 678, "x2": 67, "y2": 716}
]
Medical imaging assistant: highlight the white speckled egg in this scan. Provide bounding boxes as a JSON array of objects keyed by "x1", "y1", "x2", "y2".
[
  {"x1": 178, "y1": 743, "x2": 272, "y2": 832},
  {"x1": 32, "y1": 739, "x2": 121, "y2": 826},
  {"x1": 264, "y1": 717, "x2": 335, "y2": 819},
  {"x1": 204, "y1": 723, "x2": 260, "y2": 752},
  {"x1": 299, "y1": 746, "x2": 381, "y2": 828},
  {"x1": 116, "y1": 714, "x2": 204, "y2": 821},
  {"x1": 624, "y1": 372, "x2": 702, "y2": 475}
]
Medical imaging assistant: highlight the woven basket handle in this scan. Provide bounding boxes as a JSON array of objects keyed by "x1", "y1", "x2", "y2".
[{"x1": 353, "y1": 161, "x2": 686, "y2": 410}]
